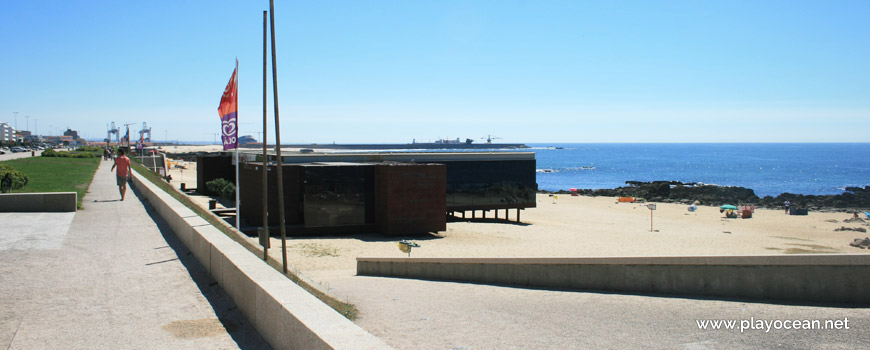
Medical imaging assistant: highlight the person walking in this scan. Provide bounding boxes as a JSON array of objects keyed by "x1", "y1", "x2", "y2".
[
  {"x1": 784, "y1": 200, "x2": 791, "y2": 214},
  {"x1": 111, "y1": 148, "x2": 132, "y2": 201}
]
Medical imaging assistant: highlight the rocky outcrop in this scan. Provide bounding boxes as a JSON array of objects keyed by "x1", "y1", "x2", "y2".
[
  {"x1": 547, "y1": 182, "x2": 870, "y2": 212},
  {"x1": 756, "y1": 186, "x2": 870, "y2": 212}
]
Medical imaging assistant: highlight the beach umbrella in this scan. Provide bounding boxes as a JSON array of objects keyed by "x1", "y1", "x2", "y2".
[
  {"x1": 720, "y1": 205, "x2": 738, "y2": 210},
  {"x1": 569, "y1": 188, "x2": 577, "y2": 192}
]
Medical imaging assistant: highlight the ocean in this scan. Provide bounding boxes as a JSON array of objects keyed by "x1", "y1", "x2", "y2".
[{"x1": 530, "y1": 143, "x2": 870, "y2": 197}]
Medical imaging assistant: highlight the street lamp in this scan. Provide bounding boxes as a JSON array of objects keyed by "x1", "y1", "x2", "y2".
[
  {"x1": 13, "y1": 112, "x2": 18, "y2": 130},
  {"x1": 25, "y1": 115, "x2": 29, "y2": 131}
]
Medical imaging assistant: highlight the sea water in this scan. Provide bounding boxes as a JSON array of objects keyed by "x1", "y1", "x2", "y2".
[{"x1": 531, "y1": 143, "x2": 870, "y2": 197}]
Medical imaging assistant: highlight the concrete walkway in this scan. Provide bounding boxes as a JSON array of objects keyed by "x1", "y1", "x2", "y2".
[
  {"x1": 0, "y1": 159, "x2": 269, "y2": 349},
  {"x1": 319, "y1": 274, "x2": 869, "y2": 349}
]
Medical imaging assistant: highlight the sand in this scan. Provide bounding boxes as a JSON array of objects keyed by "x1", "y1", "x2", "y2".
[{"x1": 255, "y1": 194, "x2": 869, "y2": 281}]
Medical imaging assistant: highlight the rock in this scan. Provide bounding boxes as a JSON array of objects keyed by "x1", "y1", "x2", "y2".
[{"x1": 550, "y1": 183, "x2": 870, "y2": 212}]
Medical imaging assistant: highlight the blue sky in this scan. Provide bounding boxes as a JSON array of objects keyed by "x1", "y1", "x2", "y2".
[{"x1": 1, "y1": 0, "x2": 868, "y2": 143}]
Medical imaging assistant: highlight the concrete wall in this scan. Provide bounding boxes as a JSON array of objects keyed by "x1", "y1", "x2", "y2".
[
  {"x1": 357, "y1": 256, "x2": 870, "y2": 304},
  {"x1": 131, "y1": 172, "x2": 391, "y2": 350},
  {"x1": 0, "y1": 192, "x2": 76, "y2": 212}
]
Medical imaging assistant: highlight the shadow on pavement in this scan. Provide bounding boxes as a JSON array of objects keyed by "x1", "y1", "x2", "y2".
[{"x1": 131, "y1": 185, "x2": 272, "y2": 349}]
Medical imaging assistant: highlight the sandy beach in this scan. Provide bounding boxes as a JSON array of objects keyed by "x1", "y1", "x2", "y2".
[
  {"x1": 159, "y1": 146, "x2": 870, "y2": 280},
  {"x1": 266, "y1": 194, "x2": 870, "y2": 280}
]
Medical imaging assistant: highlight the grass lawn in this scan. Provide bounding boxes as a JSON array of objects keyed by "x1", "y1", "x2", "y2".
[{"x1": 1, "y1": 156, "x2": 101, "y2": 209}]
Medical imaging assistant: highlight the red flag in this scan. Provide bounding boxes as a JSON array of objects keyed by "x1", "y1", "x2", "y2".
[{"x1": 218, "y1": 60, "x2": 238, "y2": 150}]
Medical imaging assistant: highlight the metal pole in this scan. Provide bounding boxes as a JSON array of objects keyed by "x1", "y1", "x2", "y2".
[
  {"x1": 235, "y1": 60, "x2": 240, "y2": 231},
  {"x1": 270, "y1": 0, "x2": 288, "y2": 274},
  {"x1": 261, "y1": 10, "x2": 270, "y2": 261}
]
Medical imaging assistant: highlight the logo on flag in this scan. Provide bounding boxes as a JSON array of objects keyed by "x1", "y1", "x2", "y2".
[{"x1": 218, "y1": 62, "x2": 238, "y2": 150}]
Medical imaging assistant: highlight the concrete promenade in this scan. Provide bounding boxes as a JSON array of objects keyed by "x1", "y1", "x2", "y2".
[
  {"x1": 316, "y1": 273, "x2": 870, "y2": 349},
  {"x1": 0, "y1": 159, "x2": 269, "y2": 349}
]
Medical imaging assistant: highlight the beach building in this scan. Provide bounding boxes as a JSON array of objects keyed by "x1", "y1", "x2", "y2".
[
  {"x1": 0, "y1": 122, "x2": 16, "y2": 143},
  {"x1": 197, "y1": 152, "x2": 536, "y2": 235}
]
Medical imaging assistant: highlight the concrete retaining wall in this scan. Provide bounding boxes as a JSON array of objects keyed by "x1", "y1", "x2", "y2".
[
  {"x1": 131, "y1": 172, "x2": 391, "y2": 350},
  {"x1": 357, "y1": 255, "x2": 870, "y2": 304},
  {"x1": 0, "y1": 192, "x2": 77, "y2": 212}
]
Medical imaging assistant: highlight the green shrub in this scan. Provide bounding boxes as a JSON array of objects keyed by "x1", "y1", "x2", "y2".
[
  {"x1": 206, "y1": 178, "x2": 235, "y2": 201},
  {"x1": 42, "y1": 149, "x2": 95, "y2": 158},
  {"x1": 76, "y1": 146, "x2": 103, "y2": 152},
  {"x1": 0, "y1": 164, "x2": 29, "y2": 192},
  {"x1": 41, "y1": 149, "x2": 59, "y2": 157}
]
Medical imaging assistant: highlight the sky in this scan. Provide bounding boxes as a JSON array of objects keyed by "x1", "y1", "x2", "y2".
[{"x1": 1, "y1": 0, "x2": 869, "y2": 144}]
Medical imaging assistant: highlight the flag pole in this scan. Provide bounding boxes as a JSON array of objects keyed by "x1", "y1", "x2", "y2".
[
  {"x1": 261, "y1": 10, "x2": 269, "y2": 261},
  {"x1": 234, "y1": 58, "x2": 241, "y2": 231},
  {"x1": 269, "y1": 0, "x2": 288, "y2": 274}
]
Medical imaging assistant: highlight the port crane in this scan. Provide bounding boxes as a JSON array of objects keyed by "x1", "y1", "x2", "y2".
[
  {"x1": 138, "y1": 122, "x2": 152, "y2": 143},
  {"x1": 482, "y1": 135, "x2": 502, "y2": 144},
  {"x1": 106, "y1": 122, "x2": 120, "y2": 144},
  {"x1": 123, "y1": 122, "x2": 137, "y2": 145}
]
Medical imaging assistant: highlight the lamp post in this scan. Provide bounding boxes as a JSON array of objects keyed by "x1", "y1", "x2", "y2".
[
  {"x1": 25, "y1": 115, "x2": 29, "y2": 131},
  {"x1": 13, "y1": 112, "x2": 18, "y2": 130}
]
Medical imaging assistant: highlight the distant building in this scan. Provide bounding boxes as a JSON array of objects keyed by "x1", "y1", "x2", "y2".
[
  {"x1": 44, "y1": 135, "x2": 74, "y2": 145},
  {"x1": 64, "y1": 129, "x2": 79, "y2": 140},
  {"x1": 0, "y1": 122, "x2": 16, "y2": 142},
  {"x1": 238, "y1": 135, "x2": 257, "y2": 145},
  {"x1": 15, "y1": 130, "x2": 31, "y2": 143}
]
